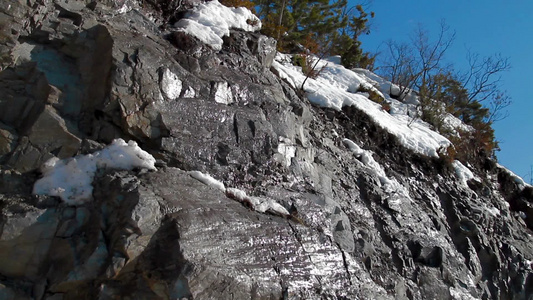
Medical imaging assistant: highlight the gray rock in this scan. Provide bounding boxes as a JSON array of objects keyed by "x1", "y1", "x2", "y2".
[
  {"x1": 0, "y1": 123, "x2": 17, "y2": 158},
  {"x1": 27, "y1": 105, "x2": 81, "y2": 158},
  {"x1": 0, "y1": 0, "x2": 531, "y2": 299}
]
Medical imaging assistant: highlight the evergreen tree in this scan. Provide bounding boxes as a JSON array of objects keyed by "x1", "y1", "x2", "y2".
[{"x1": 254, "y1": 0, "x2": 374, "y2": 69}]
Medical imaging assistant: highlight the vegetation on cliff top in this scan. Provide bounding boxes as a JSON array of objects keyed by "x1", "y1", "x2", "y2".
[{"x1": 220, "y1": 0, "x2": 509, "y2": 164}]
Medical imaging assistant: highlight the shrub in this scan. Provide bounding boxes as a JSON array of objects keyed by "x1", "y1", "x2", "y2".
[
  {"x1": 357, "y1": 85, "x2": 385, "y2": 105},
  {"x1": 219, "y1": 0, "x2": 255, "y2": 10},
  {"x1": 446, "y1": 121, "x2": 498, "y2": 165},
  {"x1": 292, "y1": 54, "x2": 323, "y2": 80}
]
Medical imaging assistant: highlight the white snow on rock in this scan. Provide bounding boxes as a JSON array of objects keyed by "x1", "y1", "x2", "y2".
[
  {"x1": 226, "y1": 188, "x2": 290, "y2": 216},
  {"x1": 273, "y1": 54, "x2": 450, "y2": 157},
  {"x1": 214, "y1": 82, "x2": 233, "y2": 104},
  {"x1": 343, "y1": 138, "x2": 411, "y2": 211},
  {"x1": 183, "y1": 86, "x2": 196, "y2": 98},
  {"x1": 497, "y1": 163, "x2": 532, "y2": 191},
  {"x1": 174, "y1": 0, "x2": 261, "y2": 51},
  {"x1": 160, "y1": 68, "x2": 183, "y2": 99},
  {"x1": 188, "y1": 171, "x2": 290, "y2": 216},
  {"x1": 189, "y1": 171, "x2": 226, "y2": 192},
  {"x1": 453, "y1": 161, "x2": 477, "y2": 187},
  {"x1": 33, "y1": 139, "x2": 156, "y2": 205},
  {"x1": 276, "y1": 136, "x2": 296, "y2": 167}
]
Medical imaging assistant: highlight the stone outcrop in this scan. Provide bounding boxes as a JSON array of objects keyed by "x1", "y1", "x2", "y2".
[{"x1": 0, "y1": 1, "x2": 532, "y2": 299}]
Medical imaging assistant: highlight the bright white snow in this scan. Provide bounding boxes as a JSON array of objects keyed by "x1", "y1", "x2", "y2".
[
  {"x1": 497, "y1": 163, "x2": 532, "y2": 191},
  {"x1": 276, "y1": 136, "x2": 296, "y2": 167},
  {"x1": 160, "y1": 68, "x2": 182, "y2": 99},
  {"x1": 273, "y1": 54, "x2": 451, "y2": 157},
  {"x1": 226, "y1": 187, "x2": 290, "y2": 216},
  {"x1": 33, "y1": 139, "x2": 156, "y2": 205},
  {"x1": 343, "y1": 138, "x2": 411, "y2": 211},
  {"x1": 453, "y1": 161, "x2": 477, "y2": 187},
  {"x1": 174, "y1": 0, "x2": 261, "y2": 51},
  {"x1": 214, "y1": 81, "x2": 234, "y2": 104},
  {"x1": 189, "y1": 171, "x2": 290, "y2": 216},
  {"x1": 189, "y1": 171, "x2": 226, "y2": 192}
]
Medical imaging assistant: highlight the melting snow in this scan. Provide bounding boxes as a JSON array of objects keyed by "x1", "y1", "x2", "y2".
[
  {"x1": 33, "y1": 139, "x2": 156, "y2": 205},
  {"x1": 174, "y1": 0, "x2": 261, "y2": 51}
]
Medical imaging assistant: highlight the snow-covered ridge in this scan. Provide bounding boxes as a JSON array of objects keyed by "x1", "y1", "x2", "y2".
[
  {"x1": 497, "y1": 163, "x2": 532, "y2": 191},
  {"x1": 273, "y1": 54, "x2": 451, "y2": 157},
  {"x1": 175, "y1": 0, "x2": 261, "y2": 51},
  {"x1": 33, "y1": 139, "x2": 156, "y2": 205}
]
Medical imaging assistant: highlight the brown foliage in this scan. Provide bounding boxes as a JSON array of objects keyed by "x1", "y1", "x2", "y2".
[
  {"x1": 446, "y1": 121, "x2": 497, "y2": 166},
  {"x1": 357, "y1": 85, "x2": 387, "y2": 108},
  {"x1": 219, "y1": 0, "x2": 255, "y2": 11}
]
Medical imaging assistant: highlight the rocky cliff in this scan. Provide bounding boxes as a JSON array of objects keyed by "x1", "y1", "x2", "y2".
[{"x1": 0, "y1": 0, "x2": 532, "y2": 299}]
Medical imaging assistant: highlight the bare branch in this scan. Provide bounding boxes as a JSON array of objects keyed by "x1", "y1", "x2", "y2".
[{"x1": 466, "y1": 53, "x2": 511, "y2": 103}]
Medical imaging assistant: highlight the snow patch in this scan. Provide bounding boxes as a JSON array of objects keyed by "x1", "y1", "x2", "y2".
[
  {"x1": 175, "y1": 0, "x2": 261, "y2": 51},
  {"x1": 189, "y1": 173, "x2": 290, "y2": 216},
  {"x1": 226, "y1": 188, "x2": 290, "y2": 216},
  {"x1": 343, "y1": 138, "x2": 411, "y2": 211},
  {"x1": 183, "y1": 86, "x2": 196, "y2": 98},
  {"x1": 453, "y1": 161, "x2": 476, "y2": 187},
  {"x1": 33, "y1": 139, "x2": 156, "y2": 205},
  {"x1": 485, "y1": 206, "x2": 500, "y2": 217},
  {"x1": 497, "y1": 163, "x2": 532, "y2": 191},
  {"x1": 214, "y1": 82, "x2": 233, "y2": 104},
  {"x1": 277, "y1": 136, "x2": 296, "y2": 167},
  {"x1": 189, "y1": 171, "x2": 226, "y2": 192},
  {"x1": 160, "y1": 68, "x2": 182, "y2": 99},
  {"x1": 442, "y1": 113, "x2": 474, "y2": 133}
]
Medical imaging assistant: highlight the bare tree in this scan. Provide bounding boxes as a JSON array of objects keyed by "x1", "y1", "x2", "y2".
[
  {"x1": 463, "y1": 51, "x2": 511, "y2": 103},
  {"x1": 411, "y1": 21, "x2": 456, "y2": 96},
  {"x1": 459, "y1": 51, "x2": 512, "y2": 122},
  {"x1": 380, "y1": 20, "x2": 455, "y2": 102},
  {"x1": 381, "y1": 40, "x2": 417, "y2": 99}
]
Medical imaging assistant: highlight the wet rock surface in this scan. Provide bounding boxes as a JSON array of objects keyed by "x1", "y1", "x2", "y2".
[{"x1": 0, "y1": 1, "x2": 532, "y2": 299}]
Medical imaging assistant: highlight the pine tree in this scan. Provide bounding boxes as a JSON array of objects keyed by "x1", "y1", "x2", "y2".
[
  {"x1": 256, "y1": 0, "x2": 348, "y2": 52},
  {"x1": 254, "y1": 0, "x2": 374, "y2": 70}
]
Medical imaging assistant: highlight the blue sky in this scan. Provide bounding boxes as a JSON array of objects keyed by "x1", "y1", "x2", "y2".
[{"x1": 354, "y1": 0, "x2": 533, "y2": 181}]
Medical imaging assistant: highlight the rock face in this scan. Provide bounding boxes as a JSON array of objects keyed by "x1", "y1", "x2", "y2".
[{"x1": 0, "y1": 1, "x2": 532, "y2": 299}]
